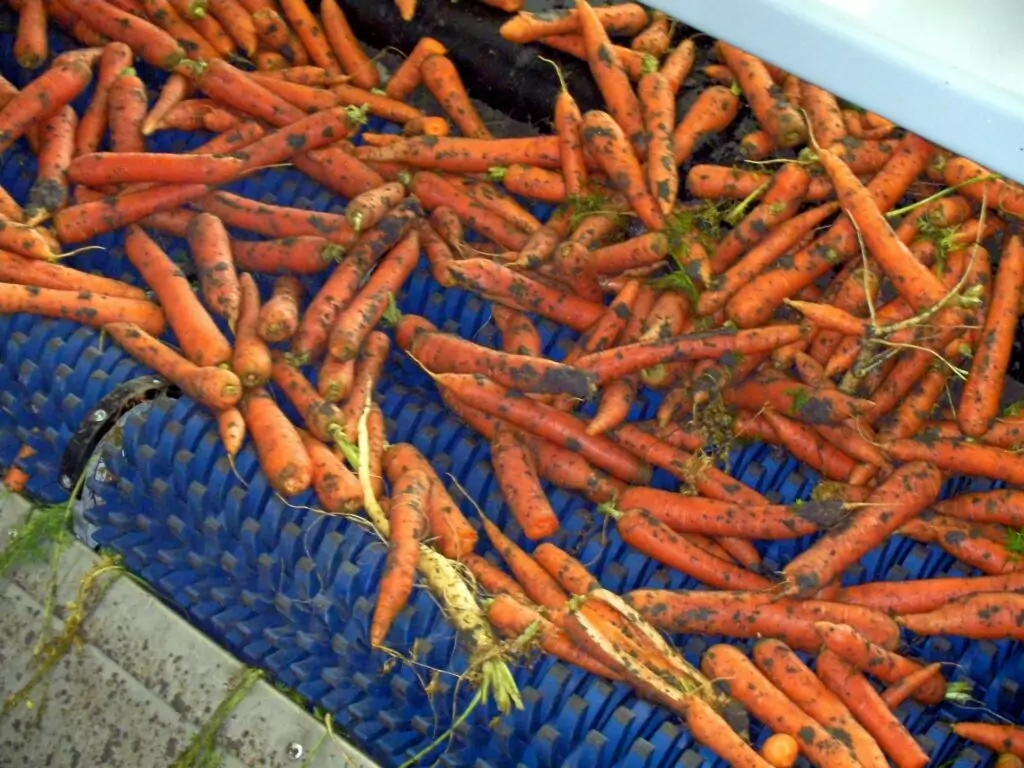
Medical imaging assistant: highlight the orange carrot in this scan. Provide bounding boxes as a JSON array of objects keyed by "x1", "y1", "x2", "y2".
[
  {"x1": 491, "y1": 165, "x2": 566, "y2": 204},
  {"x1": 251, "y1": 8, "x2": 305, "y2": 63},
  {"x1": 344, "y1": 182, "x2": 407, "y2": 234},
  {"x1": 489, "y1": 425, "x2": 559, "y2": 540},
  {"x1": 0, "y1": 59, "x2": 92, "y2": 157},
  {"x1": 141, "y1": 0, "x2": 221, "y2": 62},
  {"x1": 419, "y1": 53, "x2": 491, "y2": 139},
  {"x1": 231, "y1": 274, "x2": 272, "y2": 387},
  {"x1": 124, "y1": 224, "x2": 232, "y2": 366},
  {"x1": 239, "y1": 386, "x2": 312, "y2": 497},
  {"x1": 208, "y1": 0, "x2": 257, "y2": 56},
  {"x1": 442, "y1": 173, "x2": 541, "y2": 233},
  {"x1": 402, "y1": 115, "x2": 449, "y2": 137},
  {"x1": 105, "y1": 322, "x2": 241, "y2": 409},
  {"x1": 815, "y1": 650, "x2": 930, "y2": 768},
  {"x1": 278, "y1": 0, "x2": 341, "y2": 74},
  {"x1": 357, "y1": 135, "x2": 561, "y2": 173},
  {"x1": 800, "y1": 83, "x2": 847, "y2": 146},
  {"x1": 814, "y1": 621, "x2": 945, "y2": 704},
  {"x1": 631, "y1": 11, "x2": 670, "y2": 57},
  {"x1": 673, "y1": 85, "x2": 741, "y2": 165},
  {"x1": 781, "y1": 461, "x2": 942, "y2": 596},
  {"x1": 533, "y1": 543, "x2": 599, "y2": 595},
  {"x1": 959, "y1": 234, "x2": 1024, "y2": 436},
  {"x1": 752, "y1": 639, "x2": 888, "y2": 768},
  {"x1": 702, "y1": 644, "x2": 861, "y2": 768},
  {"x1": 880, "y1": 663, "x2": 945, "y2": 711},
  {"x1": 315, "y1": 357, "x2": 353, "y2": 404},
  {"x1": 257, "y1": 275, "x2": 303, "y2": 343},
  {"x1": 882, "y1": 437, "x2": 1024, "y2": 485},
  {"x1": 76, "y1": 0, "x2": 186, "y2": 70},
  {"x1": 934, "y1": 489, "x2": 1024, "y2": 528},
  {"x1": 499, "y1": 4, "x2": 648, "y2": 43},
  {"x1": 829, "y1": 138, "x2": 900, "y2": 174},
  {"x1": 0, "y1": 250, "x2": 145, "y2": 300},
  {"x1": 185, "y1": 212, "x2": 240, "y2": 326},
  {"x1": 0, "y1": 282, "x2": 161, "y2": 337},
  {"x1": 232, "y1": 236, "x2": 342, "y2": 275},
  {"x1": 291, "y1": 199, "x2": 419, "y2": 364},
  {"x1": 581, "y1": 110, "x2": 663, "y2": 231},
  {"x1": 639, "y1": 71, "x2": 677, "y2": 214},
  {"x1": 760, "y1": 734, "x2": 799, "y2": 768},
  {"x1": 14, "y1": 0, "x2": 47, "y2": 69},
  {"x1": 332, "y1": 82, "x2": 422, "y2": 124},
  {"x1": 57, "y1": 183, "x2": 212, "y2": 243},
  {"x1": 718, "y1": 43, "x2": 806, "y2": 147},
  {"x1": 68, "y1": 152, "x2": 244, "y2": 187},
  {"x1": 901, "y1": 514, "x2": 1019, "y2": 576},
  {"x1": 299, "y1": 429, "x2": 361, "y2": 513},
  {"x1": 216, "y1": 407, "x2": 246, "y2": 459},
  {"x1": 461, "y1": 554, "x2": 526, "y2": 599},
  {"x1": 439, "y1": 373, "x2": 651, "y2": 485},
  {"x1": 659, "y1": 36, "x2": 695, "y2": 95},
  {"x1": 73, "y1": 43, "x2": 132, "y2": 156},
  {"x1": 492, "y1": 305, "x2": 541, "y2": 357},
  {"x1": 340, "y1": 332, "x2": 392, "y2": 439},
  {"x1": 478, "y1": 516, "x2": 566, "y2": 608},
  {"x1": 951, "y1": 723, "x2": 1024, "y2": 759},
  {"x1": 384, "y1": 37, "x2": 446, "y2": 100},
  {"x1": 141, "y1": 72, "x2": 191, "y2": 136},
  {"x1": 247, "y1": 71, "x2": 338, "y2": 113},
  {"x1": 576, "y1": 0, "x2": 645, "y2": 154},
  {"x1": 370, "y1": 467, "x2": 428, "y2": 646},
  {"x1": 197, "y1": 191, "x2": 356, "y2": 246},
  {"x1": 944, "y1": 156, "x2": 1024, "y2": 219},
  {"x1": 23, "y1": 106, "x2": 76, "y2": 225},
  {"x1": 542, "y1": 60, "x2": 587, "y2": 198},
  {"x1": 197, "y1": 58, "x2": 306, "y2": 127},
  {"x1": 898, "y1": 592, "x2": 1024, "y2": 640},
  {"x1": 327, "y1": 228, "x2": 420, "y2": 361},
  {"x1": 319, "y1": 0, "x2": 378, "y2": 88},
  {"x1": 106, "y1": 66, "x2": 148, "y2": 153}
]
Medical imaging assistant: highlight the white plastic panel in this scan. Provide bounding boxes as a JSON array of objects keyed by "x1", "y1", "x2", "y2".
[{"x1": 653, "y1": 0, "x2": 1024, "y2": 184}]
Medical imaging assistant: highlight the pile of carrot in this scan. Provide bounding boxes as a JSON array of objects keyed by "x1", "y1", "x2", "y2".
[{"x1": 2, "y1": 0, "x2": 1024, "y2": 764}]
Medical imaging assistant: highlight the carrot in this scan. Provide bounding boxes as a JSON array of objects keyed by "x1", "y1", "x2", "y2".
[
  {"x1": 499, "y1": 4, "x2": 648, "y2": 43},
  {"x1": 882, "y1": 437, "x2": 1024, "y2": 485},
  {"x1": 327, "y1": 228, "x2": 420, "y2": 361},
  {"x1": 252, "y1": 9, "x2": 303, "y2": 61},
  {"x1": 492, "y1": 305, "x2": 541, "y2": 358},
  {"x1": 838, "y1": 571, "x2": 1024, "y2": 615},
  {"x1": 786, "y1": 300, "x2": 867, "y2": 336},
  {"x1": 532, "y1": 543, "x2": 599, "y2": 595},
  {"x1": 576, "y1": 0, "x2": 645, "y2": 154},
  {"x1": 584, "y1": 234, "x2": 665, "y2": 277},
  {"x1": 103, "y1": 66, "x2": 148, "y2": 153},
  {"x1": 752, "y1": 639, "x2": 888, "y2": 768},
  {"x1": 580, "y1": 110, "x2": 663, "y2": 231},
  {"x1": 461, "y1": 554, "x2": 525, "y2": 599},
  {"x1": 213, "y1": 407, "x2": 246, "y2": 460},
  {"x1": 140, "y1": 0, "x2": 221, "y2": 61},
  {"x1": 631, "y1": 10, "x2": 669, "y2": 57},
  {"x1": 538, "y1": 34, "x2": 650, "y2": 81},
  {"x1": 536, "y1": 60, "x2": 587, "y2": 199},
  {"x1": 486, "y1": 594, "x2": 621, "y2": 680},
  {"x1": 21, "y1": 106, "x2": 76, "y2": 226},
  {"x1": 257, "y1": 275, "x2": 303, "y2": 343},
  {"x1": 575, "y1": 325, "x2": 805, "y2": 385},
  {"x1": 880, "y1": 662, "x2": 944, "y2": 711},
  {"x1": 952, "y1": 723, "x2": 1024, "y2": 759},
  {"x1": 197, "y1": 59, "x2": 306, "y2": 127},
  {"x1": 702, "y1": 644, "x2": 860, "y2": 768},
  {"x1": 829, "y1": 138, "x2": 900, "y2": 174},
  {"x1": 760, "y1": 734, "x2": 799, "y2": 768},
  {"x1": 477, "y1": 516, "x2": 566, "y2": 608},
  {"x1": 291, "y1": 199, "x2": 420, "y2": 364},
  {"x1": 369, "y1": 467, "x2": 428, "y2": 646},
  {"x1": 267, "y1": 355, "x2": 346, "y2": 446},
  {"x1": 0, "y1": 251, "x2": 143, "y2": 300},
  {"x1": 319, "y1": 0, "x2": 378, "y2": 89},
  {"x1": 239, "y1": 386, "x2": 312, "y2": 497},
  {"x1": 139, "y1": 72, "x2": 189, "y2": 135},
  {"x1": 615, "y1": 486, "x2": 826, "y2": 540},
  {"x1": 638, "y1": 72, "x2": 677, "y2": 214},
  {"x1": 68, "y1": 152, "x2": 244, "y2": 187},
  {"x1": 314, "y1": 357, "x2": 353, "y2": 404},
  {"x1": 409, "y1": 172, "x2": 529, "y2": 251},
  {"x1": 415, "y1": 53, "x2": 489, "y2": 139},
  {"x1": 258, "y1": 65, "x2": 331, "y2": 86},
  {"x1": 443, "y1": 174, "x2": 541, "y2": 233},
  {"x1": 357, "y1": 135, "x2": 561, "y2": 174},
  {"x1": 781, "y1": 461, "x2": 941, "y2": 596},
  {"x1": 901, "y1": 513, "x2": 1019, "y2": 576},
  {"x1": 122, "y1": 224, "x2": 232, "y2": 367},
  {"x1": 814, "y1": 621, "x2": 945, "y2": 704},
  {"x1": 3, "y1": 272, "x2": 157, "y2": 330},
  {"x1": 673, "y1": 85, "x2": 741, "y2": 166},
  {"x1": 182, "y1": 212, "x2": 239, "y2": 327},
  {"x1": 487, "y1": 425, "x2": 558, "y2": 540},
  {"x1": 197, "y1": 192, "x2": 356, "y2": 246},
  {"x1": 207, "y1": 0, "x2": 257, "y2": 56},
  {"x1": 105, "y1": 322, "x2": 242, "y2": 409},
  {"x1": 232, "y1": 105, "x2": 362, "y2": 172},
  {"x1": 276, "y1": 0, "x2": 342, "y2": 74},
  {"x1": 489, "y1": 165, "x2": 564, "y2": 205},
  {"x1": 75, "y1": 0, "x2": 186, "y2": 70},
  {"x1": 397, "y1": 316, "x2": 595, "y2": 398},
  {"x1": 299, "y1": 429, "x2": 361, "y2": 514},
  {"x1": 935, "y1": 489, "x2": 1024, "y2": 528},
  {"x1": 944, "y1": 156, "x2": 1024, "y2": 219},
  {"x1": 403, "y1": 115, "x2": 449, "y2": 138},
  {"x1": 72, "y1": 45, "x2": 125, "y2": 155},
  {"x1": 247, "y1": 71, "x2": 338, "y2": 113},
  {"x1": 898, "y1": 592, "x2": 1024, "y2": 640},
  {"x1": 345, "y1": 182, "x2": 406, "y2": 234},
  {"x1": 14, "y1": 0, "x2": 47, "y2": 68},
  {"x1": 445, "y1": 258, "x2": 604, "y2": 332},
  {"x1": 712, "y1": 162, "x2": 811, "y2": 272},
  {"x1": 383, "y1": 36, "x2": 445, "y2": 100},
  {"x1": 340, "y1": 331, "x2": 391, "y2": 440},
  {"x1": 815, "y1": 143, "x2": 954, "y2": 316},
  {"x1": 168, "y1": 0, "x2": 206, "y2": 19},
  {"x1": 226, "y1": 274, "x2": 270, "y2": 388},
  {"x1": 331, "y1": 82, "x2": 422, "y2": 124},
  {"x1": 686, "y1": 164, "x2": 768, "y2": 200},
  {"x1": 0, "y1": 59, "x2": 92, "y2": 158},
  {"x1": 958, "y1": 234, "x2": 1024, "y2": 435},
  {"x1": 815, "y1": 650, "x2": 930, "y2": 768},
  {"x1": 718, "y1": 43, "x2": 805, "y2": 147},
  {"x1": 232, "y1": 236, "x2": 343, "y2": 275}
]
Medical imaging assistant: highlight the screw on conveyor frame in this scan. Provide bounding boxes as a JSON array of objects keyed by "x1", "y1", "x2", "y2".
[
  {"x1": 60, "y1": 474, "x2": 73, "y2": 490},
  {"x1": 90, "y1": 409, "x2": 108, "y2": 423},
  {"x1": 286, "y1": 742, "x2": 304, "y2": 760}
]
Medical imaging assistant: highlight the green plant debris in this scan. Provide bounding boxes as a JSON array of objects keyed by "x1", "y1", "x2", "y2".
[
  {"x1": 171, "y1": 667, "x2": 264, "y2": 768},
  {"x1": 648, "y1": 269, "x2": 700, "y2": 303},
  {"x1": 567, "y1": 191, "x2": 615, "y2": 229},
  {"x1": 3, "y1": 554, "x2": 123, "y2": 717},
  {"x1": 0, "y1": 499, "x2": 72, "y2": 581},
  {"x1": 1007, "y1": 528, "x2": 1024, "y2": 559}
]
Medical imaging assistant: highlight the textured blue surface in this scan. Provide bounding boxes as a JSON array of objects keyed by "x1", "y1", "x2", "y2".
[{"x1": 0, "y1": 11, "x2": 1020, "y2": 768}]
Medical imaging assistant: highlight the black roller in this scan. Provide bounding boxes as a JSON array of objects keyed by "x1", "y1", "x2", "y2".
[{"x1": 326, "y1": 0, "x2": 608, "y2": 130}]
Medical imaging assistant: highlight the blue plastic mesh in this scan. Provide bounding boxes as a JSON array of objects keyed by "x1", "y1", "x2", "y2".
[{"x1": 0, "y1": 11, "x2": 1020, "y2": 768}]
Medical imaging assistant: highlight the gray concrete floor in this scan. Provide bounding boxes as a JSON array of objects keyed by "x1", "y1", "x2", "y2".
[{"x1": 0, "y1": 491, "x2": 378, "y2": 768}]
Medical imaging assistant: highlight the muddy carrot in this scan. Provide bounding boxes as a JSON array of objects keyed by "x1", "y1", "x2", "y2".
[
  {"x1": 443, "y1": 174, "x2": 541, "y2": 233},
  {"x1": 639, "y1": 71, "x2": 677, "y2": 214},
  {"x1": 898, "y1": 592, "x2": 1024, "y2": 640},
  {"x1": 14, "y1": 0, "x2": 47, "y2": 69},
  {"x1": 384, "y1": 36, "x2": 445, "y2": 100},
  {"x1": 357, "y1": 135, "x2": 561, "y2": 173},
  {"x1": 492, "y1": 305, "x2": 541, "y2": 357},
  {"x1": 499, "y1": 4, "x2": 648, "y2": 43},
  {"x1": 800, "y1": 83, "x2": 847, "y2": 146},
  {"x1": 124, "y1": 224, "x2": 232, "y2": 366},
  {"x1": 229, "y1": 274, "x2": 271, "y2": 387},
  {"x1": 255, "y1": 275, "x2": 303, "y2": 344},
  {"x1": 232, "y1": 236, "x2": 343, "y2": 275},
  {"x1": 581, "y1": 110, "x2": 663, "y2": 231},
  {"x1": 487, "y1": 426, "x2": 558, "y2": 540},
  {"x1": 882, "y1": 438, "x2": 1024, "y2": 485},
  {"x1": 673, "y1": 85, "x2": 741, "y2": 165},
  {"x1": 185, "y1": 212, "x2": 240, "y2": 326},
  {"x1": 659, "y1": 36, "x2": 695, "y2": 95},
  {"x1": 68, "y1": 152, "x2": 245, "y2": 187},
  {"x1": 702, "y1": 644, "x2": 861, "y2": 768},
  {"x1": 418, "y1": 53, "x2": 491, "y2": 139},
  {"x1": 76, "y1": 0, "x2": 186, "y2": 69},
  {"x1": 345, "y1": 182, "x2": 406, "y2": 234},
  {"x1": 477, "y1": 516, "x2": 566, "y2": 608},
  {"x1": 781, "y1": 462, "x2": 942, "y2": 596},
  {"x1": 0, "y1": 282, "x2": 163, "y2": 337},
  {"x1": 0, "y1": 59, "x2": 92, "y2": 157},
  {"x1": 196, "y1": 59, "x2": 306, "y2": 127},
  {"x1": 340, "y1": 331, "x2": 392, "y2": 439},
  {"x1": 951, "y1": 723, "x2": 1024, "y2": 759},
  {"x1": 901, "y1": 514, "x2": 1019, "y2": 576},
  {"x1": 409, "y1": 172, "x2": 530, "y2": 250},
  {"x1": 238, "y1": 386, "x2": 312, "y2": 497},
  {"x1": 719, "y1": 43, "x2": 806, "y2": 147},
  {"x1": 299, "y1": 429, "x2": 361, "y2": 513},
  {"x1": 576, "y1": 0, "x2": 645, "y2": 154},
  {"x1": 944, "y1": 156, "x2": 1024, "y2": 219},
  {"x1": 23, "y1": 106, "x2": 76, "y2": 225},
  {"x1": 752, "y1": 639, "x2": 888, "y2": 768},
  {"x1": 197, "y1": 191, "x2": 356, "y2": 246},
  {"x1": 275, "y1": 0, "x2": 342, "y2": 74},
  {"x1": 73, "y1": 42, "x2": 132, "y2": 156}
]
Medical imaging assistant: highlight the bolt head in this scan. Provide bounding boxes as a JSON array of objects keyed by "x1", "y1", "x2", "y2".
[
  {"x1": 60, "y1": 474, "x2": 73, "y2": 489},
  {"x1": 91, "y1": 409, "x2": 108, "y2": 423},
  {"x1": 286, "y1": 743, "x2": 304, "y2": 760}
]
